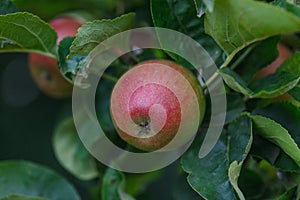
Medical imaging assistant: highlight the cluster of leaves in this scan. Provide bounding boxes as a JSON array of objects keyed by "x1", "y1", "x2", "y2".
[{"x1": 1, "y1": 0, "x2": 300, "y2": 199}]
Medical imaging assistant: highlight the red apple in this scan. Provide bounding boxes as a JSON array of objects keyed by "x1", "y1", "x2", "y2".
[
  {"x1": 110, "y1": 60, "x2": 206, "y2": 151},
  {"x1": 28, "y1": 16, "x2": 85, "y2": 98}
]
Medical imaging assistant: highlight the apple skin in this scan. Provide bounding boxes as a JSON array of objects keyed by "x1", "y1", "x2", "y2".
[
  {"x1": 110, "y1": 60, "x2": 206, "y2": 151},
  {"x1": 28, "y1": 16, "x2": 85, "y2": 98}
]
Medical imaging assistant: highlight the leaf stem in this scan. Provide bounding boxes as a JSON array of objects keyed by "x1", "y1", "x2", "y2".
[
  {"x1": 204, "y1": 43, "x2": 257, "y2": 89},
  {"x1": 230, "y1": 44, "x2": 257, "y2": 70}
]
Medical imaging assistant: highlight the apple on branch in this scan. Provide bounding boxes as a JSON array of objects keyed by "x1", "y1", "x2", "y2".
[
  {"x1": 28, "y1": 16, "x2": 85, "y2": 98},
  {"x1": 110, "y1": 60, "x2": 206, "y2": 151}
]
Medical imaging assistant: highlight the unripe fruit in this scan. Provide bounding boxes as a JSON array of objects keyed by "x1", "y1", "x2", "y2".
[
  {"x1": 110, "y1": 60, "x2": 206, "y2": 151},
  {"x1": 28, "y1": 16, "x2": 85, "y2": 98}
]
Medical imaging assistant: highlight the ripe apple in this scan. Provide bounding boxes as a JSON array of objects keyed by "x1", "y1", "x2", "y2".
[
  {"x1": 110, "y1": 60, "x2": 206, "y2": 151},
  {"x1": 28, "y1": 16, "x2": 85, "y2": 98}
]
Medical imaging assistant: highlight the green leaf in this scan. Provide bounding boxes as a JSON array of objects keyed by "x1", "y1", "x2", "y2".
[
  {"x1": 0, "y1": 160, "x2": 80, "y2": 200},
  {"x1": 0, "y1": 12, "x2": 57, "y2": 57},
  {"x1": 219, "y1": 67, "x2": 300, "y2": 98},
  {"x1": 277, "y1": 52, "x2": 300, "y2": 101},
  {"x1": 57, "y1": 37, "x2": 87, "y2": 82},
  {"x1": 173, "y1": 173, "x2": 204, "y2": 200},
  {"x1": 59, "y1": 13, "x2": 135, "y2": 83},
  {"x1": 239, "y1": 158, "x2": 290, "y2": 199},
  {"x1": 203, "y1": 0, "x2": 215, "y2": 12},
  {"x1": 125, "y1": 171, "x2": 161, "y2": 196},
  {"x1": 194, "y1": 0, "x2": 215, "y2": 13},
  {"x1": 53, "y1": 117, "x2": 99, "y2": 180},
  {"x1": 181, "y1": 115, "x2": 252, "y2": 200},
  {"x1": 0, "y1": 0, "x2": 20, "y2": 15},
  {"x1": 225, "y1": 93, "x2": 246, "y2": 124},
  {"x1": 279, "y1": 187, "x2": 297, "y2": 200},
  {"x1": 289, "y1": 85, "x2": 300, "y2": 102},
  {"x1": 57, "y1": 37, "x2": 74, "y2": 81},
  {"x1": 278, "y1": 52, "x2": 300, "y2": 75},
  {"x1": 250, "y1": 114, "x2": 300, "y2": 167},
  {"x1": 250, "y1": 133, "x2": 281, "y2": 165},
  {"x1": 252, "y1": 102, "x2": 300, "y2": 172},
  {"x1": 11, "y1": 0, "x2": 98, "y2": 20},
  {"x1": 219, "y1": 67, "x2": 253, "y2": 96},
  {"x1": 151, "y1": 0, "x2": 224, "y2": 67},
  {"x1": 238, "y1": 167, "x2": 265, "y2": 199},
  {"x1": 0, "y1": 194, "x2": 47, "y2": 200},
  {"x1": 101, "y1": 168, "x2": 135, "y2": 200},
  {"x1": 228, "y1": 162, "x2": 245, "y2": 200},
  {"x1": 205, "y1": 0, "x2": 300, "y2": 56},
  {"x1": 69, "y1": 13, "x2": 135, "y2": 57},
  {"x1": 273, "y1": 0, "x2": 300, "y2": 19},
  {"x1": 250, "y1": 72, "x2": 300, "y2": 98},
  {"x1": 235, "y1": 36, "x2": 280, "y2": 83},
  {"x1": 297, "y1": 175, "x2": 300, "y2": 200}
]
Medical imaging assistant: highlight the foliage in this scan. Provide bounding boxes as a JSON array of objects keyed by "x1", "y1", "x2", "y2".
[{"x1": 0, "y1": 0, "x2": 300, "y2": 199}]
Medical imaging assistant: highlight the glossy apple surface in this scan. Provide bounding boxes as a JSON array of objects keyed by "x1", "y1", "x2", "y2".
[{"x1": 110, "y1": 60, "x2": 206, "y2": 151}]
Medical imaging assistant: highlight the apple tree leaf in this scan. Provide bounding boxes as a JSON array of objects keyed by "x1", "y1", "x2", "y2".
[
  {"x1": 250, "y1": 114, "x2": 300, "y2": 167},
  {"x1": 250, "y1": 72, "x2": 300, "y2": 98},
  {"x1": 234, "y1": 36, "x2": 280, "y2": 83},
  {"x1": 203, "y1": 0, "x2": 215, "y2": 12},
  {"x1": 0, "y1": 194, "x2": 47, "y2": 200},
  {"x1": 102, "y1": 168, "x2": 135, "y2": 200},
  {"x1": 0, "y1": 0, "x2": 20, "y2": 15},
  {"x1": 278, "y1": 52, "x2": 300, "y2": 75},
  {"x1": 278, "y1": 186, "x2": 297, "y2": 200},
  {"x1": 219, "y1": 68, "x2": 300, "y2": 98},
  {"x1": 57, "y1": 37, "x2": 88, "y2": 82},
  {"x1": 58, "y1": 13, "x2": 135, "y2": 83},
  {"x1": 0, "y1": 160, "x2": 80, "y2": 200},
  {"x1": 151, "y1": 0, "x2": 224, "y2": 67},
  {"x1": 272, "y1": 0, "x2": 300, "y2": 19},
  {"x1": 52, "y1": 117, "x2": 99, "y2": 180},
  {"x1": 0, "y1": 12, "x2": 57, "y2": 57},
  {"x1": 225, "y1": 93, "x2": 246, "y2": 124},
  {"x1": 277, "y1": 52, "x2": 300, "y2": 101},
  {"x1": 218, "y1": 67, "x2": 252, "y2": 96},
  {"x1": 69, "y1": 12, "x2": 135, "y2": 57},
  {"x1": 181, "y1": 115, "x2": 252, "y2": 200},
  {"x1": 252, "y1": 102, "x2": 300, "y2": 172},
  {"x1": 205, "y1": 0, "x2": 300, "y2": 56}
]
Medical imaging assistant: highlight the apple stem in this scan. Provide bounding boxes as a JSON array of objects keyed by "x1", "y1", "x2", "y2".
[
  {"x1": 102, "y1": 73, "x2": 118, "y2": 83},
  {"x1": 128, "y1": 52, "x2": 139, "y2": 64}
]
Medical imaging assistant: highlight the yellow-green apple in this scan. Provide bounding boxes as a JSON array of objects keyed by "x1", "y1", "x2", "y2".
[
  {"x1": 110, "y1": 60, "x2": 206, "y2": 151},
  {"x1": 28, "y1": 16, "x2": 85, "y2": 98}
]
